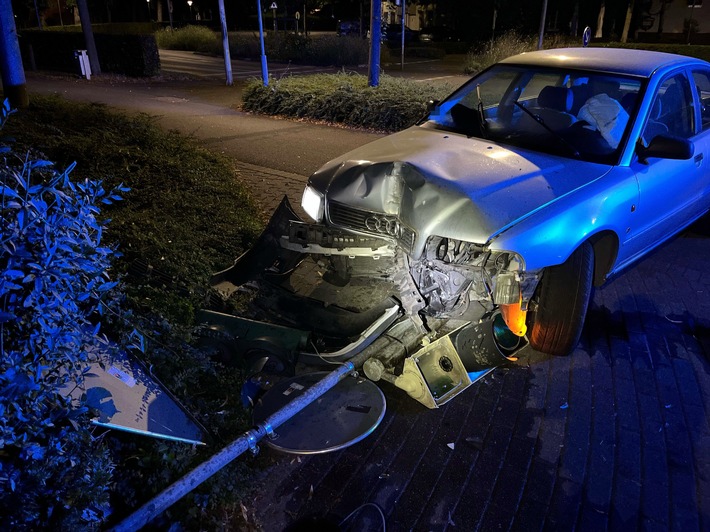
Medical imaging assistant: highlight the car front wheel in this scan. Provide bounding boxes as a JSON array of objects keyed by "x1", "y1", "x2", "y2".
[{"x1": 526, "y1": 242, "x2": 594, "y2": 356}]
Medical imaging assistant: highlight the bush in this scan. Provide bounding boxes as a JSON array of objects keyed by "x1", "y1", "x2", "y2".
[
  {"x1": 20, "y1": 30, "x2": 160, "y2": 77},
  {"x1": 155, "y1": 25, "x2": 221, "y2": 54},
  {"x1": 156, "y1": 28, "x2": 370, "y2": 67},
  {"x1": 302, "y1": 34, "x2": 370, "y2": 66},
  {"x1": 2, "y1": 97, "x2": 266, "y2": 529},
  {"x1": 242, "y1": 72, "x2": 453, "y2": 132},
  {"x1": 464, "y1": 31, "x2": 581, "y2": 74},
  {"x1": 0, "y1": 99, "x2": 125, "y2": 528}
]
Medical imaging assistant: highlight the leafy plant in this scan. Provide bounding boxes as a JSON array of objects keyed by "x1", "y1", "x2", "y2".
[
  {"x1": 1, "y1": 95, "x2": 267, "y2": 529},
  {"x1": 0, "y1": 98, "x2": 126, "y2": 528}
]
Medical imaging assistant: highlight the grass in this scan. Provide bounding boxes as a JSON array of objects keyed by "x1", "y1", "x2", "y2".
[
  {"x1": 2, "y1": 95, "x2": 266, "y2": 528},
  {"x1": 3, "y1": 95, "x2": 261, "y2": 321},
  {"x1": 242, "y1": 72, "x2": 454, "y2": 132}
]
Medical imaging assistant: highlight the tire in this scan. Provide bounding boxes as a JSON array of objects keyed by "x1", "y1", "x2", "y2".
[{"x1": 526, "y1": 242, "x2": 594, "y2": 356}]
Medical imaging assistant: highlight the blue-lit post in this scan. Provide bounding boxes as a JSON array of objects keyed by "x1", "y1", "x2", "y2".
[
  {"x1": 257, "y1": 0, "x2": 269, "y2": 86},
  {"x1": 368, "y1": 0, "x2": 382, "y2": 87},
  {"x1": 0, "y1": 0, "x2": 29, "y2": 107},
  {"x1": 217, "y1": 0, "x2": 232, "y2": 85}
]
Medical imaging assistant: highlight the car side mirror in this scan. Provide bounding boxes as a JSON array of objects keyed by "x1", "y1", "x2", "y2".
[{"x1": 637, "y1": 134, "x2": 694, "y2": 164}]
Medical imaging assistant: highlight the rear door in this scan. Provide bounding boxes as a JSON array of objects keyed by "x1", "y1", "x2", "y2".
[{"x1": 624, "y1": 69, "x2": 704, "y2": 261}]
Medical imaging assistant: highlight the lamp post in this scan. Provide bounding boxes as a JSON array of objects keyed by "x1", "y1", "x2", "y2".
[
  {"x1": 146, "y1": 0, "x2": 151, "y2": 21},
  {"x1": 187, "y1": 0, "x2": 193, "y2": 20}
]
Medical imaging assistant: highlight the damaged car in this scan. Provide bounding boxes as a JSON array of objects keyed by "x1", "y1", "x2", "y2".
[{"x1": 209, "y1": 48, "x2": 710, "y2": 408}]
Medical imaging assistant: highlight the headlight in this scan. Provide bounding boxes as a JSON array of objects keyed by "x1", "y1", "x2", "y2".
[{"x1": 301, "y1": 185, "x2": 325, "y2": 222}]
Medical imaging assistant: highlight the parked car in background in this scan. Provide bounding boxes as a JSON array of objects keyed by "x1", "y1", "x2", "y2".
[
  {"x1": 337, "y1": 20, "x2": 360, "y2": 37},
  {"x1": 294, "y1": 47, "x2": 709, "y2": 357},
  {"x1": 383, "y1": 23, "x2": 419, "y2": 43},
  {"x1": 419, "y1": 26, "x2": 450, "y2": 42}
]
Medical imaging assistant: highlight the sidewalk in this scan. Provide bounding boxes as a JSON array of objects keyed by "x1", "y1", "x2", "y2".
[{"x1": 23, "y1": 67, "x2": 710, "y2": 531}]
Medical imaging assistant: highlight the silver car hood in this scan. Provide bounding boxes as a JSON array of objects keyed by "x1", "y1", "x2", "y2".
[{"x1": 311, "y1": 126, "x2": 612, "y2": 251}]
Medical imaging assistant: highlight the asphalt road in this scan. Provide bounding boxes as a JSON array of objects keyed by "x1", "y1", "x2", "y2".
[{"x1": 26, "y1": 72, "x2": 380, "y2": 178}]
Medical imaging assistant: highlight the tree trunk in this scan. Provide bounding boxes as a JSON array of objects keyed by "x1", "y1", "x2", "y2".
[
  {"x1": 595, "y1": 1, "x2": 605, "y2": 39},
  {"x1": 620, "y1": 0, "x2": 634, "y2": 43},
  {"x1": 76, "y1": 0, "x2": 101, "y2": 75}
]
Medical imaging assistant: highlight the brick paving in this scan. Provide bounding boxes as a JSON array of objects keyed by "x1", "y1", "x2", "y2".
[{"x1": 240, "y1": 159, "x2": 710, "y2": 531}]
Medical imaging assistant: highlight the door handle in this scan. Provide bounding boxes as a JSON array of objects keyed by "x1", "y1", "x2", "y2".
[{"x1": 694, "y1": 153, "x2": 704, "y2": 165}]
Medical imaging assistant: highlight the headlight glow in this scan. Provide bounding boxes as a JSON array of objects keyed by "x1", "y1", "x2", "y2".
[{"x1": 301, "y1": 185, "x2": 325, "y2": 222}]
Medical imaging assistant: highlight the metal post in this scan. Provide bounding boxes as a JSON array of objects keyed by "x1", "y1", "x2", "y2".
[
  {"x1": 400, "y1": 0, "x2": 404, "y2": 70},
  {"x1": 368, "y1": 0, "x2": 382, "y2": 87},
  {"x1": 0, "y1": 0, "x2": 28, "y2": 107},
  {"x1": 111, "y1": 363, "x2": 355, "y2": 531},
  {"x1": 217, "y1": 0, "x2": 232, "y2": 85},
  {"x1": 257, "y1": 0, "x2": 269, "y2": 86}
]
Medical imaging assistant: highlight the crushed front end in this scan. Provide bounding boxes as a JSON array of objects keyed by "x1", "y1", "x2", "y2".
[{"x1": 207, "y1": 159, "x2": 541, "y2": 408}]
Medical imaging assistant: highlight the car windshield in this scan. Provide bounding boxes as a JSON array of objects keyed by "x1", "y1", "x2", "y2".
[{"x1": 425, "y1": 64, "x2": 644, "y2": 164}]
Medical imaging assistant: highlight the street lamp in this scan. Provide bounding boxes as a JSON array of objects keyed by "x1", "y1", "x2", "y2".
[
  {"x1": 187, "y1": 0, "x2": 193, "y2": 20},
  {"x1": 146, "y1": 0, "x2": 151, "y2": 21}
]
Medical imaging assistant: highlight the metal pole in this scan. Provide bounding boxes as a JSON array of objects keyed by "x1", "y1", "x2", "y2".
[
  {"x1": 111, "y1": 363, "x2": 355, "y2": 531},
  {"x1": 400, "y1": 0, "x2": 404, "y2": 70},
  {"x1": 0, "y1": 0, "x2": 28, "y2": 107},
  {"x1": 257, "y1": 0, "x2": 269, "y2": 86},
  {"x1": 217, "y1": 0, "x2": 232, "y2": 85},
  {"x1": 368, "y1": 0, "x2": 382, "y2": 87},
  {"x1": 537, "y1": 0, "x2": 548, "y2": 50}
]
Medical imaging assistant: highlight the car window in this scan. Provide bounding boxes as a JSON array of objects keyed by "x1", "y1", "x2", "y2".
[
  {"x1": 643, "y1": 73, "x2": 694, "y2": 142},
  {"x1": 691, "y1": 70, "x2": 710, "y2": 131},
  {"x1": 426, "y1": 65, "x2": 642, "y2": 164}
]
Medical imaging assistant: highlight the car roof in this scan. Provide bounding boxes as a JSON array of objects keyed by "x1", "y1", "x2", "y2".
[{"x1": 500, "y1": 47, "x2": 708, "y2": 77}]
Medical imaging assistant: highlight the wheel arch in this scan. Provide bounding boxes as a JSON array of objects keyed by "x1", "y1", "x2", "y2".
[{"x1": 587, "y1": 230, "x2": 619, "y2": 287}]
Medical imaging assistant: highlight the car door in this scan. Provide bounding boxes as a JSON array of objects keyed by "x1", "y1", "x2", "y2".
[
  {"x1": 624, "y1": 70, "x2": 704, "y2": 261},
  {"x1": 691, "y1": 68, "x2": 710, "y2": 203}
]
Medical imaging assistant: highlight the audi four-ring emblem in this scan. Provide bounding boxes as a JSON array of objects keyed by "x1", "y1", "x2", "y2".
[{"x1": 365, "y1": 215, "x2": 402, "y2": 237}]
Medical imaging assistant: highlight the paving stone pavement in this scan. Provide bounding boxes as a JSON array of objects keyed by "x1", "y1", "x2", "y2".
[{"x1": 238, "y1": 158, "x2": 710, "y2": 531}]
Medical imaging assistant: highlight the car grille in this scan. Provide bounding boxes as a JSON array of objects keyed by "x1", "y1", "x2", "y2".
[{"x1": 328, "y1": 201, "x2": 416, "y2": 252}]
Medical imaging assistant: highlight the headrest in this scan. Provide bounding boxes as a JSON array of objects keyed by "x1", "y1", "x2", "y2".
[{"x1": 537, "y1": 86, "x2": 573, "y2": 112}]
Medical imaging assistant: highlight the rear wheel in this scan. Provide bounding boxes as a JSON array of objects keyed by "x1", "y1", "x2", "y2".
[{"x1": 526, "y1": 242, "x2": 594, "y2": 356}]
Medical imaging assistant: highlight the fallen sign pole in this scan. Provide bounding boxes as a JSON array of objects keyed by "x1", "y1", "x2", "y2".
[{"x1": 111, "y1": 362, "x2": 356, "y2": 531}]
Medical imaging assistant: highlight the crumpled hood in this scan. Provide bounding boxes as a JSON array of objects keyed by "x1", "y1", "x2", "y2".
[{"x1": 310, "y1": 126, "x2": 612, "y2": 252}]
